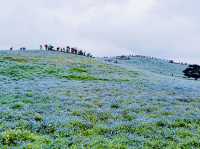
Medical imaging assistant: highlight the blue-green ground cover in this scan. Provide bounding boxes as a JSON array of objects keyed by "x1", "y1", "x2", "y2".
[{"x1": 0, "y1": 50, "x2": 200, "y2": 148}]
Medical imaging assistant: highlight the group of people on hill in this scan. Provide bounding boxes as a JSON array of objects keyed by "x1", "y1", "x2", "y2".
[
  {"x1": 10, "y1": 47, "x2": 26, "y2": 51},
  {"x1": 9, "y1": 44, "x2": 93, "y2": 58},
  {"x1": 41, "y1": 44, "x2": 93, "y2": 57}
]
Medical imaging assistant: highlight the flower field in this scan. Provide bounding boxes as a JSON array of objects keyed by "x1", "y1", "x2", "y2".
[{"x1": 0, "y1": 50, "x2": 200, "y2": 148}]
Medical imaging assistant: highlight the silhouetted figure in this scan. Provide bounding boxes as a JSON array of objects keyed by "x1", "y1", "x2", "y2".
[
  {"x1": 57, "y1": 47, "x2": 60, "y2": 51},
  {"x1": 10, "y1": 47, "x2": 13, "y2": 51},
  {"x1": 41, "y1": 44, "x2": 93, "y2": 57},
  {"x1": 78, "y1": 50, "x2": 84, "y2": 56},
  {"x1": 60, "y1": 48, "x2": 64, "y2": 52},
  {"x1": 86, "y1": 53, "x2": 92, "y2": 57},
  {"x1": 66, "y1": 46, "x2": 70, "y2": 53},
  {"x1": 44, "y1": 44, "x2": 48, "y2": 50},
  {"x1": 71, "y1": 48, "x2": 78, "y2": 54},
  {"x1": 114, "y1": 60, "x2": 118, "y2": 63},
  {"x1": 40, "y1": 45, "x2": 43, "y2": 50},
  {"x1": 48, "y1": 45, "x2": 54, "y2": 51},
  {"x1": 20, "y1": 47, "x2": 26, "y2": 51}
]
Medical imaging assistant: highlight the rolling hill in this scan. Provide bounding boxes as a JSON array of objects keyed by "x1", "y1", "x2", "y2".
[{"x1": 0, "y1": 50, "x2": 200, "y2": 148}]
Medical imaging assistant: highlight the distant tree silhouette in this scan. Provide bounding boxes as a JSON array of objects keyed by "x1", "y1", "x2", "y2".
[{"x1": 183, "y1": 64, "x2": 200, "y2": 80}]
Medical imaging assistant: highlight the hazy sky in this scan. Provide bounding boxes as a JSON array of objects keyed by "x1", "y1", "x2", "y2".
[{"x1": 0, "y1": 0, "x2": 199, "y2": 64}]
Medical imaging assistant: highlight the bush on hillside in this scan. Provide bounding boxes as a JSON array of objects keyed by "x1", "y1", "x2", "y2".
[{"x1": 183, "y1": 64, "x2": 200, "y2": 80}]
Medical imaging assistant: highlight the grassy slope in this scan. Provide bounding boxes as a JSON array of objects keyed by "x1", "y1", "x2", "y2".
[{"x1": 0, "y1": 50, "x2": 200, "y2": 148}]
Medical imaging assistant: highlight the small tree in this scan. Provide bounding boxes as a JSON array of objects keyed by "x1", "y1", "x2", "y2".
[{"x1": 183, "y1": 64, "x2": 200, "y2": 80}]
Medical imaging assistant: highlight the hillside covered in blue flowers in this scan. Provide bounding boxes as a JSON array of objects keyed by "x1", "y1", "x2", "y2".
[{"x1": 0, "y1": 50, "x2": 200, "y2": 148}]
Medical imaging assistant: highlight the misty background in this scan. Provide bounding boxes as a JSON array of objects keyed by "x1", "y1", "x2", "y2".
[{"x1": 0, "y1": 0, "x2": 199, "y2": 64}]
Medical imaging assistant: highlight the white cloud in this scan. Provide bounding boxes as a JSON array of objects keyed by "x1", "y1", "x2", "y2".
[{"x1": 0, "y1": 0, "x2": 199, "y2": 63}]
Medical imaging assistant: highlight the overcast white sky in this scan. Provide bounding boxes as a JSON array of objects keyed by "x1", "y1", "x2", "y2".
[{"x1": 0, "y1": 0, "x2": 199, "y2": 64}]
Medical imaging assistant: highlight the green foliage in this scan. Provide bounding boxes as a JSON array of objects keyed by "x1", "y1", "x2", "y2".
[
  {"x1": 170, "y1": 119, "x2": 192, "y2": 128},
  {"x1": 71, "y1": 110, "x2": 82, "y2": 116},
  {"x1": 34, "y1": 113, "x2": 43, "y2": 122},
  {"x1": 0, "y1": 129, "x2": 50, "y2": 147},
  {"x1": 121, "y1": 111, "x2": 135, "y2": 121},
  {"x1": 70, "y1": 120, "x2": 93, "y2": 132},
  {"x1": 161, "y1": 111, "x2": 174, "y2": 116},
  {"x1": 177, "y1": 129, "x2": 193, "y2": 138},
  {"x1": 69, "y1": 67, "x2": 88, "y2": 73},
  {"x1": 22, "y1": 98, "x2": 33, "y2": 104},
  {"x1": 111, "y1": 103, "x2": 120, "y2": 109},
  {"x1": 26, "y1": 91, "x2": 33, "y2": 97},
  {"x1": 39, "y1": 122, "x2": 57, "y2": 134},
  {"x1": 183, "y1": 64, "x2": 200, "y2": 80},
  {"x1": 10, "y1": 102, "x2": 24, "y2": 110},
  {"x1": 0, "y1": 63, "x2": 64, "y2": 80},
  {"x1": 1, "y1": 56, "x2": 28, "y2": 63},
  {"x1": 1, "y1": 51, "x2": 200, "y2": 148},
  {"x1": 63, "y1": 75, "x2": 109, "y2": 81}
]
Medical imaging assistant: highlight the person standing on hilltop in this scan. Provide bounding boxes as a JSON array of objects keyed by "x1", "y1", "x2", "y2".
[
  {"x1": 66, "y1": 46, "x2": 70, "y2": 53},
  {"x1": 10, "y1": 47, "x2": 13, "y2": 51},
  {"x1": 44, "y1": 44, "x2": 48, "y2": 50},
  {"x1": 40, "y1": 45, "x2": 43, "y2": 50}
]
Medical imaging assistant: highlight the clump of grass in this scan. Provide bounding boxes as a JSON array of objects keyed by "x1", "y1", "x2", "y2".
[
  {"x1": 111, "y1": 103, "x2": 120, "y2": 109},
  {"x1": 0, "y1": 64, "x2": 44, "y2": 80},
  {"x1": 1, "y1": 56, "x2": 28, "y2": 63},
  {"x1": 99, "y1": 112, "x2": 113, "y2": 122},
  {"x1": 34, "y1": 113, "x2": 43, "y2": 122},
  {"x1": 93, "y1": 100, "x2": 104, "y2": 108},
  {"x1": 39, "y1": 122, "x2": 57, "y2": 134},
  {"x1": 1, "y1": 129, "x2": 34, "y2": 145},
  {"x1": 63, "y1": 75, "x2": 109, "y2": 81},
  {"x1": 134, "y1": 125, "x2": 155, "y2": 136},
  {"x1": 26, "y1": 91, "x2": 33, "y2": 97},
  {"x1": 81, "y1": 111, "x2": 112, "y2": 124},
  {"x1": 69, "y1": 67, "x2": 88, "y2": 73},
  {"x1": 83, "y1": 126, "x2": 113, "y2": 136},
  {"x1": 161, "y1": 111, "x2": 174, "y2": 116},
  {"x1": 180, "y1": 137, "x2": 200, "y2": 148},
  {"x1": 45, "y1": 67, "x2": 63, "y2": 75},
  {"x1": 11, "y1": 103, "x2": 24, "y2": 110},
  {"x1": 83, "y1": 136, "x2": 128, "y2": 149},
  {"x1": 0, "y1": 63, "x2": 64, "y2": 80},
  {"x1": 115, "y1": 125, "x2": 135, "y2": 134},
  {"x1": 121, "y1": 111, "x2": 135, "y2": 121},
  {"x1": 71, "y1": 111, "x2": 82, "y2": 116},
  {"x1": 70, "y1": 120, "x2": 93, "y2": 132},
  {"x1": 156, "y1": 120, "x2": 168, "y2": 127},
  {"x1": 82, "y1": 111, "x2": 98, "y2": 124},
  {"x1": 144, "y1": 139, "x2": 168, "y2": 149},
  {"x1": 22, "y1": 98, "x2": 33, "y2": 104},
  {"x1": 177, "y1": 129, "x2": 193, "y2": 138},
  {"x1": 170, "y1": 119, "x2": 192, "y2": 128},
  {"x1": 144, "y1": 106, "x2": 158, "y2": 113},
  {"x1": 156, "y1": 119, "x2": 194, "y2": 128},
  {"x1": 148, "y1": 113, "x2": 160, "y2": 118},
  {"x1": 0, "y1": 129, "x2": 50, "y2": 146}
]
